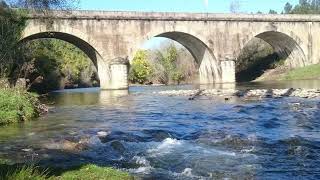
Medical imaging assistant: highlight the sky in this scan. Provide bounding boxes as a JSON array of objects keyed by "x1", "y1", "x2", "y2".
[{"x1": 80, "y1": 0, "x2": 299, "y2": 14}]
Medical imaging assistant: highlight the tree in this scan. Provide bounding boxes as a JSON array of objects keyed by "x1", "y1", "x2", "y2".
[
  {"x1": 0, "y1": 0, "x2": 78, "y2": 83},
  {"x1": 0, "y1": 7, "x2": 27, "y2": 79},
  {"x1": 269, "y1": 9, "x2": 278, "y2": 14},
  {"x1": 7, "y1": 0, "x2": 79, "y2": 10},
  {"x1": 230, "y1": 0, "x2": 241, "y2": 13},
  {"x1": 129, "y1": 50, "x2": 153, "y2": 84},
  {"x1": 0, "y1": 0, "x2": 8, "y2": 7},
  {"x1": 285, "y1": 0, "x2": 320, "y2": 14},
  {"x1": 284, "y1": 2, "x2": 293, "y2": 13}
]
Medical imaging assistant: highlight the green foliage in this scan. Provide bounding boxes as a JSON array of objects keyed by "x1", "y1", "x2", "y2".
[
  {"x1": 0, "y1": 7, "x2": 27, "y2": 78},
  {"x1": 58, "y1": 164, "x2": 133, "y2": 180},
  {"x1": 129, "y1": 50, "x2": 153, "y2": 84},
  {"x1": 269, "y1": 9, "x2": 278, "y2": 14},
  {"x1": 0, "y1": 88, "x2": 40, "y2": 126},
  {"x1": 171, "y1": 71, "x2": 184, "y2": 84},
  {"x1": 8, "y1": 0, "x2": 78, "y2": 10},
  {"x1": 284, "y1": 0, "x2": 320, "y2": 14},
  {"x1": 1, "y1": 164, "x2": 133, "y2": 180},
  {"x1": 0, "y1": 0, "x2": 82, "y2": 91},
  {"x1": 5, "y1": 165, "x2": 48, "y2": 180},
  {"x1": 284, "y1": 2, "x2": 293, "y2": 13},
  {"x1": 129, "y1": 43, "x2": 196, "y2": 85},
  {"x1": 162, "y1": 44, "x2": 178, "y2": 72},
  {"x1": 158, "y1": 44, "x2": 185, "y2": 84},
  {"x1": 20, "y1": 39, "x2": 96, "y2": 93},
  {"x1": 281, "y1": 64, "x2": 320, "y2": 80}
]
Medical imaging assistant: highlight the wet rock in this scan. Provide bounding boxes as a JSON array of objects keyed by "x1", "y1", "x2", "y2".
[
  {"x1": 110, "y1": 141, "x2": 126, "y2": 154},
  {"x1": 61, "y1": 138, "x2": 90, "y2": 152},
  {"x1": 15, "y1": 78, "x2": 27, "y2": 89},
  {"x1": 21, "y1": 148, "x2": 33, "y2": 152},
  {"x1": 154, "y1": 88, "x2": 320, "y2": 99},
  {"x1": 287, "y1": 146, "x2": 311, "y2": 158}
]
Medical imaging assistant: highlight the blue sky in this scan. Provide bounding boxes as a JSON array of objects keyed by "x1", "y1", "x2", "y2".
[{"x1": 80, "y1": 0, "x2": 299, "y2": 14}]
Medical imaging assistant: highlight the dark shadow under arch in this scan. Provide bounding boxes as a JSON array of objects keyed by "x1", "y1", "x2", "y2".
[
  {"x1": 236, "y1": 31, "x2": 306, "y2": 82},
  {"x1": 255, "y1": 31, "x2": 306, "y2": 65}
]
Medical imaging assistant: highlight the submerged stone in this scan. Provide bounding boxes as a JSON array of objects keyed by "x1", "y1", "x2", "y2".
[{"x1": 110, "y1": 140, "x2": 126, "y2": 154}]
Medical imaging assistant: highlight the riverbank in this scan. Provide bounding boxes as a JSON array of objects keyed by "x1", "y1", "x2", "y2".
[
  {"x1": 0, "y1": 88, "x2": 47, "y2": 126},
  {"x1": 154, "y1": 88, "x2": 320, "y2": 99},
  {"x1": 0, "y1": 163, "x2": 133, "y2": 180},
  {"x1": 255, "y1": 64, "x2": 320, "y2": 82}
]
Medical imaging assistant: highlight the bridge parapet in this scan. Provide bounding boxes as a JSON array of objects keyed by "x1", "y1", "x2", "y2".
[{"x1": 26, "y1": 10, "x2": 320, "y2": 22}]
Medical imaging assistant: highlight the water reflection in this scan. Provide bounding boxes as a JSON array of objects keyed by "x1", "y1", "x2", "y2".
[
  {"x1": 49, "y1": 88, "x2": 129, "y2": 106},
  {"x1": 99, "y1": 89, "x2": 129, "y2": 105},
  {"x1": 199, "y1": 83, "x2": 236, "y2": 90}
]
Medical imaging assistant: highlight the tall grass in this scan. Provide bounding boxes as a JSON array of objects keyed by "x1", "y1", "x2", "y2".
[{"x1": 4, "y1": 165, "x2": 48, "y2": 180}]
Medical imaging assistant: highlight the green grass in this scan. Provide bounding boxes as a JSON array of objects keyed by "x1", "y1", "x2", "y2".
[
  {"x1": 4, "y1": 165, "x2": 48, "y2": 180},
  {"x1": 281, "y1": 64, "x2": 320, "y2": 80},
  {"x1": 0, "y1": 88, "x2": 40, "y2": 126},
  {"x1": 56, "y1": 164, "x2": 133, "y2": 180},
  {"x1": 1, "y1": 164, "x2": 133, "y2": 180}
]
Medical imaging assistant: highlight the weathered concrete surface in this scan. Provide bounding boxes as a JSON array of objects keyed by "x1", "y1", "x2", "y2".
[{"x1": 22, "y1": 10, "x2": 320, "y2": 89}]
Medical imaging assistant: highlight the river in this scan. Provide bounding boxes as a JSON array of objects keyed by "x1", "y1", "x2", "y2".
[{"x1": 0, "y1": 80, "x2": 320, "y2": 179}]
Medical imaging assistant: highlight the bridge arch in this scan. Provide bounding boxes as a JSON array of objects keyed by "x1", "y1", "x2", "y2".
[
  {"x1": 132, "y1": 31, "x2": 222, "y2": 84},
  {"x1": 236, "y1": 30, "x2": 307, "y2": 82},
  {"x1": 20, "y1": 31, "x2": 103, "y2": 69},
  {"x1": 238, "y1": 31, "x2": 307, "y2": 68}
]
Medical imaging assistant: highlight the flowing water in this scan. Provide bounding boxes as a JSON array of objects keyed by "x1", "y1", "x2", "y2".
[{"x1": 0, "y1": 80, "x2": 320, "y2": 179}]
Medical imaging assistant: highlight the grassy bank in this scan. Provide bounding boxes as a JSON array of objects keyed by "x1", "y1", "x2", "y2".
[
  {"x1": 1, "y1": 164, "x2": 133, "y2": 180},
  {"x1": 281, "y1": 64, "x2": 320, "y2": 81},
  {"x1": 255, "y1": 64, "x2": 320, "y2": 82},
  {"x1": 0, "y1": 88, "x2": 43, "y2": 126}
]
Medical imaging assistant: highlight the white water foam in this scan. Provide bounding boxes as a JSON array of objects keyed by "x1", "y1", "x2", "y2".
[
  {"x1": 181, "y1": 168, "x2": 193, "y2": 177},
  {"x1": 130, "y1": 166, "x2": 153, "y2": 174},
  {"x1": 128, "y1": 156, "x2": 153, "y2": 174},
  {"x1": 133, "y1": 156, "x2": 150, "y2": 166},
  {"x1": 147, "y1": 138, "x2": 183, "y2": 157}
]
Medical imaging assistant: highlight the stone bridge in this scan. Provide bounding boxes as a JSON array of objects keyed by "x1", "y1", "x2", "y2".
[{"x1": 22, "y1": 10, "x2": 320, "y2": 89}]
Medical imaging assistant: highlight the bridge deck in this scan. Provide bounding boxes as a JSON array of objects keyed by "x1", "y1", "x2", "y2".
[{"x1": 27, "y1": 10, "x2": 320, "y2": 22}]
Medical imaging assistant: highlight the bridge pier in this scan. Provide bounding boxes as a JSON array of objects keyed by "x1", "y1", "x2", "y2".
[
  {"x1": 98, "y1": 57, "x2": 129, "y2": 90},
  {"x1": 199, "y1": 55, "x2": 236, "y2": 84},
  {"x1": 220, "y1": 58, "x2": 236, "y2": 83}
]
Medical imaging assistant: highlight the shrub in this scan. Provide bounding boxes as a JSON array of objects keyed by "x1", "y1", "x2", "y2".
[
  {"x1": 0, "y1": 88, "x2": 40, "y2": 126},
  {"x1": 129, "y1": 50, "x2": 153, "y2": 84}
]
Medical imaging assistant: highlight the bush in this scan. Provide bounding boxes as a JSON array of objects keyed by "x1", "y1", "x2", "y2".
[
  {"x1": 129, "y1": 43, "x2": 197, "y2": 85},
  {"x1": 129, "y1": 50, "x2": 153, "y2": 84},
  {"x1": 0, "y1": 88, "x2": 41, "y2": 126}
]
